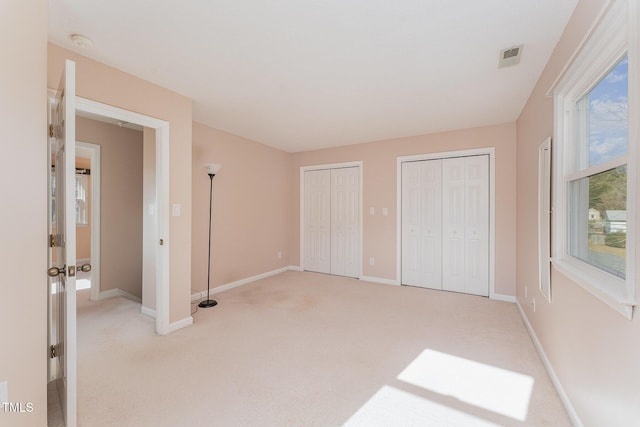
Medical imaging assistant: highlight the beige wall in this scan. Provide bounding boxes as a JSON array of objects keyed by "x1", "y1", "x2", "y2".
[
  {"x1": 0, "y1": 0, "x2": 48, "y2": 425},
  {"x1": 77, "y1": 116, "x2": 144, "y2": 298},
  {"x1": 48, "y1": 43, "x2": 193, "y2": 323},
  {"x1": 290, "y1": 123, "x2": 517, "y2": 295},
  {"x1": 516, "y1": 0, "x2": 640, "y2": 424},
  {"x1": 76, "y1": 157, "x2": 92, "y2": 260},
  {"x1": 191, "y1": 122, "x2": 292, "y2": 291}
]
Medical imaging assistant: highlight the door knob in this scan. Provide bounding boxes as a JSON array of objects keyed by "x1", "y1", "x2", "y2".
[
  {"x1": 47, "y1": 265, "x2": 66, "y2": 277},
  {"x1": 78, "y1": 263, "x2": 92, "y2": 273}
]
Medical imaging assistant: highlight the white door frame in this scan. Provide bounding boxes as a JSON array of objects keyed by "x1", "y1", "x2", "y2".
[
  {"x1": 397, "y1": 148, "x2": 497, "y2": 299},
  {"x1": 75, "y1": 141, "x2": 101, "y2": 302},
  {"x1": 300, "y1": 161, "x2": 363, "y2": 277},
  {"x1": 75, "y1": 96, "x2": 171, "y2": 335}
]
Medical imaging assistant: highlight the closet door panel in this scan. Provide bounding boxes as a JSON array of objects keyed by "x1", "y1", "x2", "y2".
[
  {"x1": 331, "y1": 167, "x2": 360, "y2": 277},
  {"x1": 304, "y1": 170, "x2": 331, "y2": 273},
  {"x1": 401, "y1": 160, "x2": 442, "y2": 289},
  {"x1": 420, "y1": 161, "x2": 442, "y2": 289},
  {"x1": 442, "y1": 158, "x2": 466, "y2": 293},
  {"x1": 465, "y1": 155, "x2": 489, "y2": 296},
  {"x1": 401, "y1": 162, "x2": 422, "y2": 285},
  {"x1": 403, "y1": 154, "x2": 489, "y2": 296}
]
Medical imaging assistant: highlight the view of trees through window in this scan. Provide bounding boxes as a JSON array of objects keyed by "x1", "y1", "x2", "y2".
[
  {"x1": 570, "y1": 56, "x2": 628, "y2": 279},
  {"x1": 585, "y1": 166, "x2": 627, "y2": 278}
]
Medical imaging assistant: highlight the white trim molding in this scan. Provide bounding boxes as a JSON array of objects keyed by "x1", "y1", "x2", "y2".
[
  {"x1": 516, "y1": 301, "x2": 583, "y2": 427},
  {"x1": 359, "y1": 275, "x2": 400, "y2": 286},
  {"x1": 165, "y1": 316, "x2": 194, "y2": 334},
  {"x1": 93, "y1": 288, "x2": 142, "y2": 303},
  {"x1": 191, "y1": 266, "x2": 299, "y2": 301},
  {"x1": 141, "y1": 306, "x2": 156, "y2": 318},
  {"x1": 491, "y1": 293, "x2": 517, "y2": 304}
]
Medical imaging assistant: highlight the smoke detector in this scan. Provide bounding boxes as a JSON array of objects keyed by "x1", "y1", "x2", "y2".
[
  {"x1": 70, "y1": 34, "x2": 94, "y2": 50},
  {"x1": 499, "y1": 45, "x2": 523, "y2": 68}
]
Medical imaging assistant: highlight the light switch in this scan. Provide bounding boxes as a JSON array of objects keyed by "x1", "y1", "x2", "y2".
[
  {"x1": 369, "y1": 207, "x2": 375, "y2": 215},
  {"x1": 382, "y1": 208, "x2": 388, "y2": 216},
  {"x1": 172, "y1": 204, "x2": 181, "y2": 217}
]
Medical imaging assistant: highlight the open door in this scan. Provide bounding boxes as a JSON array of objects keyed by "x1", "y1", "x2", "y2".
[{"x1": 48, "y1": 59, "x2": 78, "y2": 427}]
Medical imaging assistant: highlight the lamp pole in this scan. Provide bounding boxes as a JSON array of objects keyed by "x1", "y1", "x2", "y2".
[{"x1": 199, "y1": 164, "x2": 221, "y2": 308}]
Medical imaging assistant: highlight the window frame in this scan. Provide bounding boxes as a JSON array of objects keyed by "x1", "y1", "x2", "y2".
[{"x1": 552, "y1": 0, "x2": 638, "y2": 319}]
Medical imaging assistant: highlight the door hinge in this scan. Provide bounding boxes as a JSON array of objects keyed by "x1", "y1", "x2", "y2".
[
  {"x1": 49, "y1": 124, "x2": 54, "y2": 138},
  {"x1": 49, "y1": 233, "x2": 62, "y2": 247},
  {"x1": 50, "y1": 344, "x2": 57, "y2": 359}
]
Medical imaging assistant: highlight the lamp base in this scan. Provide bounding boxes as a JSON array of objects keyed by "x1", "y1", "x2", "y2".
[{"x1": 198, "y1": 299, "x2": 218, "y2": 308}]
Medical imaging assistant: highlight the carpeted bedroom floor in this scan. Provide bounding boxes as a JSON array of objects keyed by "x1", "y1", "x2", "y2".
[{"x1": 58, "y1": 271, "x2": 570, "y2": 426}]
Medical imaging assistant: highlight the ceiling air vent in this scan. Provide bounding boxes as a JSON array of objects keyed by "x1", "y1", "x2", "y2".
[{"x1": 499, "y1": 45, "x2": 523, "y2": 68}]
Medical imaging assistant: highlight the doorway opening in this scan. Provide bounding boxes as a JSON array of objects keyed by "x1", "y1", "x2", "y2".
[
  {"x1": 75, "y1": 142, "x2": 99, "y2": 296},
  {"x1": 74, "y1": 96, "x2": 170, "y2": 334}
]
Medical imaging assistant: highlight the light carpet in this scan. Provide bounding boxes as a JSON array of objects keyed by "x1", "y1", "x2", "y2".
[{"x1": 72, "y1": 271, "x2": 570, "y2": 426}]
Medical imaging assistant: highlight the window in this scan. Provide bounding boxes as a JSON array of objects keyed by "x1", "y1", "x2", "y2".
[
  {"x1": 552, "y1": 0, "x2": 637, "y2": 318},
  {"x1": 50, "y1": 169, "x2": 90, "y2": 226},
  {"x1": 569, "y1": 57, "x2": 628, "y2": 279},
  {"x1": 75, "y1": 173, "x2": 89, "y2": 226}
]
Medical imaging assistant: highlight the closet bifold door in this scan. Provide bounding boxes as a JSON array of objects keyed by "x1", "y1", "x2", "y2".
[
  {"x1": 330, "y1": 167, "x2": 360, "y2": 278},
  {"x1": 442, "y1": 155, "x2": 489, "y2": 296},
  {"x1": 401, "y1": 160, "x2": 443, "y2": 289},
  {"x1": 304, "y1": 169, "x2": 331, "y2": 274}
]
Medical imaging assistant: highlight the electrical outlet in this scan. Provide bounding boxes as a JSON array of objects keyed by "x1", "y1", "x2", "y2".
[
  {"x1": 524, "y1": 286, "x2": 528, "y2": 298},
  {"x1": 382, "y1": 207, "x2": 388, "y2": 216},
  {"x1": 369, "y1": 207, "x2": 375, "y2": 215},
  {"x1": 277, "y1": 251, "x2": 282, "y2": 259},
  {"x1": 369, "y1": 257, "x2": 375, "y2": 266}
]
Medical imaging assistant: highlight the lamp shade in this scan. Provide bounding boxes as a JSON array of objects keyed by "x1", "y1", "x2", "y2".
[{"x1": 204, "y1": 163, "x2": 222, "y2": 175}]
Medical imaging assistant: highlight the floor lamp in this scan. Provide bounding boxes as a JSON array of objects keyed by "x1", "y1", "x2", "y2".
[{"x1": 199, "y1": 163, "x2": 221, "y2": 308}]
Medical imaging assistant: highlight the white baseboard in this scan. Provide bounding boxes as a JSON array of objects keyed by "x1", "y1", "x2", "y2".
[
  {"x1": 92, "y1": 288, "x2": 142, "y2": 303},
  {"x1": 191, "y1": 266, "x2": 299, "y2": 301},
  {"x1": 359, "y1": 275, "x2": 400, "y2": 286},
  {"x1": 164, "y1": 316, "x2": 193, "y2": 334},
  {"x1": 141, "y1": 306, "x2": 156, "y2": 318},
  {"x1": 490, "y1": 293, "x2": 517, "y2": 303},
  {"x1": 516, "y1": 300, "x2": 582, "y2": 427}
]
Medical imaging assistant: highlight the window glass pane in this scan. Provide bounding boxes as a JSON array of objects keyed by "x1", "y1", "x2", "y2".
[
  {"x1": 576, "y1": 56, "x2": 628, "y2": 168},
  {"x1": 75, "y1": 174, "x2": 89, "y2": 225},
  {"x1": 568, "y1": 166, "x2": 627, "y2": 279}
]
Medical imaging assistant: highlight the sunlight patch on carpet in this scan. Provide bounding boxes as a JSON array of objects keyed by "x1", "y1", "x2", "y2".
[
  {"x1": 397, "y1": 349, "x2": 534, "y2": 421},
  {"x1": 344, "y1": 385, "x2": 499, "y2": 426}
]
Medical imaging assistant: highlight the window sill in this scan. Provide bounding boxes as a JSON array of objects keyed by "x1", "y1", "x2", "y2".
[{"x1": 552, "y1": 257, "x2": 635, "y2": 320}]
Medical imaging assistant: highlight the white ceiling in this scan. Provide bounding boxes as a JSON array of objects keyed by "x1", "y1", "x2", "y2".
[{"x1": 48, "y1": 0, "x2": 578, "y2": 153}]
